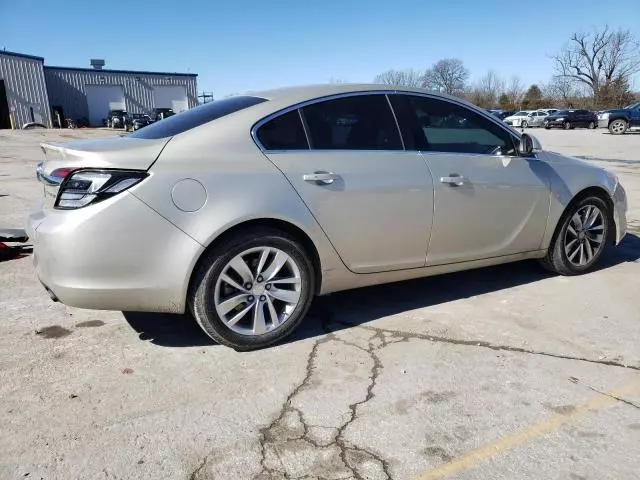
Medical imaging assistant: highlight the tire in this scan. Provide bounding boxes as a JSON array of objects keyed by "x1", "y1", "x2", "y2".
[
  {"x1": 545, "y1": 125, "x2": 551, "y2": 130},
  {"x1": 539, "y1": 195, "x2": 610, "y2": 275},
  {"x1": 189, "y1": 227, "x2": 315, "y2": 350},
  {"x1": 608, "y1": 119, "x2": 628, "y2": 135},
  {"x1": 588, "y1": 121, "x2": 596, "y2": 129},
  {"x1": 564, "y1": 121, "x2": 572, "y2": 130},
  {"x1": 521, "y1": 120, "x2": 528, "y2": 128}
]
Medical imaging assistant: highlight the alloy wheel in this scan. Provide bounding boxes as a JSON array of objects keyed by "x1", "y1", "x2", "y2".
[
  {"x1": 610, "y1": 120, "x2": 626, "y2": 134},
  {"x1": 213, "y1": 247, "x2": 302, "y2": 335},
  {"x1": 563, "y1": 205, "x2": 605, "y2": 267}
]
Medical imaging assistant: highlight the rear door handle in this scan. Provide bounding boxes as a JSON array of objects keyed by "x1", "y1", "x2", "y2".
[
  {"x1": 440, "y1": 174, "x2": 465, "y2": 186},
  {"x1": 303, "y1": 171, "x2": 337, "y2": 185}
]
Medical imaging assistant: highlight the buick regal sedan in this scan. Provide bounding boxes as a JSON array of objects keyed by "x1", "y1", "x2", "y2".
[{"x1": 28, "y1": 85, "x2": 628, "y2": 350}]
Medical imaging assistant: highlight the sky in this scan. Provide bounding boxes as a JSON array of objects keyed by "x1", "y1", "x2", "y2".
[{"x1": 2, "y1": 0, "x2": 639, "y2": 97}]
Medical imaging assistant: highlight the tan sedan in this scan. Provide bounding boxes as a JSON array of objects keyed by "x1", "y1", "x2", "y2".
[{"x1": 28, "y1": 85, "x2": 628, "y2": 350}]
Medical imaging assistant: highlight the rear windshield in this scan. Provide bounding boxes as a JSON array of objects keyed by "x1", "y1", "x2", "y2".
[{"x1": 130, "y1": 96, "x2": 267, "y2": 139}]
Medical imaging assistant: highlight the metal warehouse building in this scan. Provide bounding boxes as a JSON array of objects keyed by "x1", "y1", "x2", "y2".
[
  {"x1": 0, "y1": 50, "x2": 197, "y2": 128},
  {"x1": 0, "y1": 51, "x2": 52, "y2": 128}
]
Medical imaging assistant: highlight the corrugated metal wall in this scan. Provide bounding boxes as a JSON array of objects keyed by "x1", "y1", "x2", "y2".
[
  {"x1": 0, "y1": 53, "x2": 52, "y2": 128},
  {"x1": 45, "y1": 68, "x2": 198, "y2": 125}
]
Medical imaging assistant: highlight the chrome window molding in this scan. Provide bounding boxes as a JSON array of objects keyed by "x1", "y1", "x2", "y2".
[{"x1": 251, "y1": 88, "x2": 524, "y2": 156}]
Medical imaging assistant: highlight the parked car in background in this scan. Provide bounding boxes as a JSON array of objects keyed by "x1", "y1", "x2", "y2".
[
  {"x1": 106, "y1": 110, "x2": 127, "y2": 129},
  {"x1": 537, "y1": 108, "x2": 560, "y2": 116},
  {"x1": 153, "y1": 108, "x2": 175, "y2": 121},
  {"x1": 28, "y1": 84, "x2": 627, "y2": 350},
  {"x1": 526, "y1": 111, "x2": 550, "y2": 127},
  {"x1": 503, "y1": 110, "x2": 536, "y2": 127},
  {"x1": 597, "y1": 102, "x2": 640, "y2": 135},
  {"x1": 544, "y1": 110, "x2": 598, "y2": 130},
  {"x1": 125, "y1": 113, "x2": 153, "y2": 132}
]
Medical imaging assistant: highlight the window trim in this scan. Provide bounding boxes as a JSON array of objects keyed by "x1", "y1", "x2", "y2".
[
  {"x1": 389, "y1": 92, "x2": 522, "y2": 157},
  {"x1": 250, "y1": 89, "x2": 522, "y2": 155},
  {"x1": 251, "y1": 90, "x2": 404, "y2": 152}
]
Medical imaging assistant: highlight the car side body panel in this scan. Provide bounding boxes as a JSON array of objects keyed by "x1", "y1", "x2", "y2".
[{"x1": 130, "y1": 115, "x2": 349, "y2": 296}]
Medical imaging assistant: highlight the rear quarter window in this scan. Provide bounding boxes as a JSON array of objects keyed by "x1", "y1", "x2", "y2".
[{"x1": 130, "y1": 96, "x2": 267, "y2": 139}]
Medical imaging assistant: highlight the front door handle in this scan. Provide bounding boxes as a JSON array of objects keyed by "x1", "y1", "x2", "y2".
[
  {"x1": 440, "y1": 174, "x2": 465, "y2": 186},
  {"x1": 303, "y1": 171, "x2": 337, "y2": 185}
]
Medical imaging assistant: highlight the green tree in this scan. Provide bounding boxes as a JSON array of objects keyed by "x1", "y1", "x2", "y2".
[{"x1": 523, "y1": 85, "x2": 543, "y2": 109}]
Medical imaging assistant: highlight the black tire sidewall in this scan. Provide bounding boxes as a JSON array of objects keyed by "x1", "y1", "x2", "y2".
[
  {"x1": 191, "y1": 231, "x2": 315, "y2": 350},
  {"x1": 564, "y1": 122, "x2": 571, "y2": 130},
  {"x1": 553, "y1": 196, "x2": 610, "y2": 274}
]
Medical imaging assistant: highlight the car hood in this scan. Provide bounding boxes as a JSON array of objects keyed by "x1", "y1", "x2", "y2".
[
  {"x1": 504, "y1": 115, "x2": 527, "y2": 121},
  {"x1": 39, "y1": 136, "x2": 170, "y2": 175}
]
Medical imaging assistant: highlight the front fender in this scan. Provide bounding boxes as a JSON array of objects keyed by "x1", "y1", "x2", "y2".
[{"x1": 538, "y1": 151, "x2": 625, "y2": 248}]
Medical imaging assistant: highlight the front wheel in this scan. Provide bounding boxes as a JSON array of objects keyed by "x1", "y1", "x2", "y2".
[
  {"x1": 609, "y1": 119, "x2": 628, "y2": 135},
  {"x1": 521, "y1": 120, "x2": 528, "y2": 128},
  {"x1": 588, "y1": 121, "x2": 596, "y2": 129},
  {"x1": 539, "y1": 196, "x2": 610, "y2": 275},
  {"x1": 189, "y1": 228, "x2": 315, "y2": 350},
  {"x1": 564, "y1": 121, "x2": 572, "y2": 130}
]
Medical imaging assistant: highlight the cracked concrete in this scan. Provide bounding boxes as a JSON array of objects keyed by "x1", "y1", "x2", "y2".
[{"x1": 2, "y1": 129, "x2": 640, "y2": 480}]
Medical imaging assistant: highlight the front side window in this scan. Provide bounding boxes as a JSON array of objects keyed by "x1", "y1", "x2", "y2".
[
  {"x1": 390, "y1": 94, "x2": 516, "y2": 155},
  {"x1": 257, "y1": 110, "x2": 308, "y2": 150},
  {"x1": 301, "y1": 95, "x2": 402, "y2": 150}
]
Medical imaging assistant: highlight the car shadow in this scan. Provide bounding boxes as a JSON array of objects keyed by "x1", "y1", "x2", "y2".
[{"x1": 122, "y1": 233, "x2": 640, "y2": 349}]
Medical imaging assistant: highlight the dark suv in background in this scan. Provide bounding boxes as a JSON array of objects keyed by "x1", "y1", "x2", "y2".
[
  {"x1": 544, "y1": 109, "x2": 598, "y2": 130},
  {"x1": 598, "y1": 102, "x2": 640, "y2": 135}
]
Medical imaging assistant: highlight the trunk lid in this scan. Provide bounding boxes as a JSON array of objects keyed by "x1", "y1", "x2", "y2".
[{"x1": 37, "y1": 136, "x2": 169, "y2": 208}]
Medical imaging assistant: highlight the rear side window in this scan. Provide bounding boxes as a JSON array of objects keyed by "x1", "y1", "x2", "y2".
[
  {"x1": 301, "y1": 95, "x2": 402, "y2": 150},
  {"x1": 390, "y1": 94, "x2": 516, "y2": 155},
  {"x1": 130, "y1": 96, "x2": 267, "y2": 139},
  {"x1": 257, "y1": 110, "x2": 309, "y2": 150}
]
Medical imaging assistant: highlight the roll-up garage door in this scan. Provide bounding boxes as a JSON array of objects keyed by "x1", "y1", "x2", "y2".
[
  {"x1": 153, "y1": 86, "x2": 188, "y2": 113},
  {"x1": 85, "y1": 85, "x2": 125, "y2": 126}
]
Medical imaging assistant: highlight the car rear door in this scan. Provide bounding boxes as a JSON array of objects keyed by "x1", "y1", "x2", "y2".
[
  {"x1": 390, "y1": 94, "x2": 551, "y2": 266},
  {"x1": 258, "y1": 93, "x2": 434, "y2": 273}
]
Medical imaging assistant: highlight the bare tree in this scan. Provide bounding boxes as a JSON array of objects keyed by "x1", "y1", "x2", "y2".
[
  {"x1": 467, "y1": 70, "x2": 505, "y2": 108},
  {"x1": 506, "y1": 76, "x2": 525, "y2": 108},
  {"x1": 552, "y1": 26, "x2": 640, "y2": 104},
  {"x1": 373, "y1": 69, "x2": 423, "y2": 87},
  {"x1": 421, "y1": 58, "x2": 469, "y2": 95},
  {"x1": 543, "y1": 76, "x2": 577, "y2": 105}
]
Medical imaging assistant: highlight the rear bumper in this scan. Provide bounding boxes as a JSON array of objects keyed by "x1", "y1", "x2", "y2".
[
  {"x1": 612, "y1": 183, "x2": 628, "y2": 245},
  {"x1": 27, "y1": 193, "x2": 203, "y2": 313}
]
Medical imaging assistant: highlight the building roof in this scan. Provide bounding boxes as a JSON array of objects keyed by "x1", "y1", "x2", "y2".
[
  {"x1": 0, "y1": 50, "x2": 45, "y2": 61},
  {"x1": 43, "y1": 65, "x2": 197, "y2": 77}
]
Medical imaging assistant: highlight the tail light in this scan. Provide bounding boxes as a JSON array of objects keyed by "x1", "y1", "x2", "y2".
[{"x1": 55, "y1": 169, "x2": 148, "y2": 209}]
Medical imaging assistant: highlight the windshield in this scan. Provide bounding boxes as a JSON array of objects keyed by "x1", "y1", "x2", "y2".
[
  {"x1": 554, "y1": 110, "x2": 570, "y2": 116},
  {"x1": 514, "y1": 111, "x2": 529, "y2": 116},
  {"x1": 130, "y1": 96, "x2": 267, "y2": 139},
  {"x1": 624, "y1": 103, "x2": 640, "y2": 110}
]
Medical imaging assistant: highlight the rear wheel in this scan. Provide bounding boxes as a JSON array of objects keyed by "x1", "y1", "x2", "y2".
[
  {"x1": 539, "y1": 196, "x2": 610, "y2": 275},
  {"x1": 609, "y1": 119, "x2": 628, "y2": 135},
  {"x1": 189, "y1": 228, "x2": 315, "y2": 350}
]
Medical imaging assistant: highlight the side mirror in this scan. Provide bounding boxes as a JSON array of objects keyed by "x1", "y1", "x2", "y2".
[{"x1": 518, "y1": 133, "x2": 535, "y2": 155}]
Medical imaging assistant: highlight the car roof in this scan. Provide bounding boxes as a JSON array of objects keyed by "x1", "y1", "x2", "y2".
[{"x1": 246, "y1": 83, "x2": 476, "y2": 108}]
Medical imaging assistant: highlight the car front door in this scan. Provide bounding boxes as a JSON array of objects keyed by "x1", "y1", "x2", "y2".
[
  {"x1": 257, "y1": 93, "x2": 434, "y2": 273},
  {"x1": 390, "y1": 94, "x2": 551, "y2": 266}
]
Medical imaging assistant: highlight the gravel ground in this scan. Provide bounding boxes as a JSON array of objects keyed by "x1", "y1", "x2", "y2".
[{"x1": 1, "y1": 127, "x2": 639, "y2": 480}]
